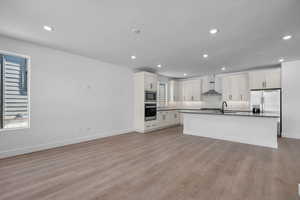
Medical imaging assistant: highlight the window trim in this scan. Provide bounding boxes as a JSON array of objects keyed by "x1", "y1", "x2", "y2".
[{"x1": 0, "y1": 49, "x2": 31, "y2": 132}]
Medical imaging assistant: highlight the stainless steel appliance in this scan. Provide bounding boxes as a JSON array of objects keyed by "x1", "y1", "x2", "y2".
[
  {"x1": 250, "y1": 88, "x2": 281, "y2": 136},
  {"x1": 145, "y1": 103, "x2": 157, "y2": 121},
  {"x1": 201, "y1": 75, "x2": 222, "y2": 96},
  {"x1": 145, "y1": 91, "x2": 157, "y2": 102}
]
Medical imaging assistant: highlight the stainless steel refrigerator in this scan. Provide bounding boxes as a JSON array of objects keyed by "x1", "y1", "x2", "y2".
[{"x1": 250, "y1": 89, "x2": 281, "y2": 136}]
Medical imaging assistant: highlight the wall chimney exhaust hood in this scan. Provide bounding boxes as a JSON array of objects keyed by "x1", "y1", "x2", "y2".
[{"x1": 201, "y1": 75, "x2": 222, "y2": 96}]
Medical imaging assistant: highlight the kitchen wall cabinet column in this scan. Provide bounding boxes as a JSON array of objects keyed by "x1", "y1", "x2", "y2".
[
  {"x1": 222, "y1": 73, "x2": 249, "y2": 101},
  {"x1": 249, "y1": 68, "x2": 281, "y2": 89},
  {"x1": 168, "y1": 80, "x2": 179, "y2": 102},
  {"x1": 144, "y1": 73, "x2": 158, "y2": 91},
  {"x1": 182, "y1": 79, "x2": 201, "y2": 101}
]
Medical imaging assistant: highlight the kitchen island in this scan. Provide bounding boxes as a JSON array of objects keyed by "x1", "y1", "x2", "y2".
[{"x1": 181, "y1": 110, "x2": 280, "y2": 148}]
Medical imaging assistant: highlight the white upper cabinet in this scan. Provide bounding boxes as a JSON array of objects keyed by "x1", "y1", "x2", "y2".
[
  {"x1": 236, "y1": 74, "x2": 250, "y2": 101},
  {"x1": 222, "y1": 73, "x2": 249, "y2": 101},
  {"x1": 144, "y1": 73, "x2": 158, "y2": 91},
  {"x1": 163, "y1": 68, "x2": 281, "y2": 104},
  {"x1": 168, "y1": 80, "x2": 179, "y2": 102},
  {"x1": 182, "y1": 80, "x2": 191, "y2": 101},
  {"x1": 265, "y1": 68, "x2": 281, "y2": 89},
  {"x1": 201, "y1": 76, "x2": 210, "y2": 93},
  {"x1": 249, "y1": 68, "x2": 281, "y2": 89},
  {"x1": 249, "y1": 71, "x2": 265, "y2": 90},
  {"x1": 182, "y1": 79, "x2": 201, "y2": 101},
  {"x1": 215, "y1": 75, "x2": 222, "y2": 93},
  {"x1": 222, "y1": 76, "x2": 232, "y2": 101},
  {"x1": 177, "y1": 81, "x2": 183, "y2": 101},
  {"x1": 191, "y1": 79, "x2": 201, "y2": 101}
]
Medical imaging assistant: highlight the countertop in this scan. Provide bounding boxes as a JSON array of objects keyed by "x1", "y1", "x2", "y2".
[
  {"x1": 179, "y1": 110, "x2": 280, "y2": 118},
  {"x1": 157, "y1": 107, "x2": 195, "y2": 111},
  {"x1": 157, "y1": 107, "x2": 280, "y2": 118}
]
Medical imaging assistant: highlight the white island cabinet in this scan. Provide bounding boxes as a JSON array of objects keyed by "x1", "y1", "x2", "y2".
[{"x1": 182, "y1": 112, "x2": 279, "y2": 148}]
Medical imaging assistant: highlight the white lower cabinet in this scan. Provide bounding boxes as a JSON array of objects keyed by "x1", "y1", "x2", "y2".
[
  {"x1": 179, "y1": 113, "x2": 184, "y2": 125},
  {"x1": 156, "y1": 110, "x2": 180, "y2": 130},
  {"x1": 157, "y1": 111, "x2": 164, "y2": 127},
  {"x1": 172, "y1": 111, "x2": 180, "y2": 124},
  {"x1": 144, "y1": 120, "x2": 159, "y2": 131}
]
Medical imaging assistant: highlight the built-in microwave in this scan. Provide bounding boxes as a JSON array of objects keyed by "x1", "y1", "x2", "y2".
[
  {"x1": 145, "y1": 91, "x2": 157, "y2": 102},
  {"x1": 145, "y1": 103, "x2": 157, "y2": 121}
]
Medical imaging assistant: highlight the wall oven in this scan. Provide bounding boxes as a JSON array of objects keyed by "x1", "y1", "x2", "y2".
[
  {"x1": 145, "y1": 103, "x2": 157, "y2": 121},
  {"x1": 145, "y1": 91, "x2": 157, "y2": 102}
]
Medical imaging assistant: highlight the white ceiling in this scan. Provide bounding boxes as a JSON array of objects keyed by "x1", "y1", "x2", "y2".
[{"x1": 0, "y1": 0, "x2": 299, "y2": 77}]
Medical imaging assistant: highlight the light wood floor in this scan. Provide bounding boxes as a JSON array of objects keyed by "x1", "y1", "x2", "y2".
[{"x1": 0, "y1": 126, "x2": 300, "y2": 200}]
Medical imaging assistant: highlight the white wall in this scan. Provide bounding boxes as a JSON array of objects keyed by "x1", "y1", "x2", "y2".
[
  {"x1": 282, "y1": 60, "x2": 300, "y2": 139},
  {"x1": 0, "y1": 36, "x2": 134, "y2": 158}
]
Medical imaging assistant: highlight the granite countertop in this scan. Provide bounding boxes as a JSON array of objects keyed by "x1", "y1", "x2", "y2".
[{"x1": 179, "y1": 110, "x2": 280, "y2": 118}]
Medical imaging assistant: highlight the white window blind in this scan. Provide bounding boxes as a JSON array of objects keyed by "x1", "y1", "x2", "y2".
[{"x1": 1, "y1": 54, "x2": 29, "y2": 129}]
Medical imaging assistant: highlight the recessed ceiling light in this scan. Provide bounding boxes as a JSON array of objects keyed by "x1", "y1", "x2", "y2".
[
  {"x1": 157, "y1": 64, "x2": 162, "y2": 68},
  {"x1": 43, "y1": 25, "x2": 54, "y2": 32},
  {"x1": 131, "y1": 55, "x2": 136, "y2": 60},
  {"x1": 282, "y1": 35, "x2": 292, "y2": 40},
  {"x1": 183, "y1": 73, "x2": 187, "y2": 76},
  {"x1": 203, "y1": 54, "x2": 208, "y2": 58},
  {"x1": 221, "y1": 67, "x2": 226, "y2": 71},
  {"x1": 209, "y1": 28, "x2": 218, "y2": 35},
  {"x1": 278, "y1": 58, "x2": 284, "y2": 63}
]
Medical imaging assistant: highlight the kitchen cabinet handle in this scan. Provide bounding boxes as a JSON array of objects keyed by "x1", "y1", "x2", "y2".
[
  {"x1": 150, "y1": 83, "x2": 153, "y2": 89},
  {"x1": 240, "y1": 95, "x2": 243, "y2": 101}
]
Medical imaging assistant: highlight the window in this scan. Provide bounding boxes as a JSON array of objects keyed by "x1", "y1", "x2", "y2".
[{"x1": 0, "y1": 52, "x2": 29, "y2": 130}]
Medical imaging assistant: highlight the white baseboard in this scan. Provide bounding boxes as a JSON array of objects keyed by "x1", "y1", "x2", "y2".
[
  {"x1": 135, "y1": 124, "x2": 180, "y2": 133},
  {"x1": 0, "y1": 129, "x2": 133, "y2": 159},
  {"x1": 282, "y1": 132, "x2": 300, "y2": 139}
]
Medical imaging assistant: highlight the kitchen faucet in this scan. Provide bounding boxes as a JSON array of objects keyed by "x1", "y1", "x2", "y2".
[{"x1": 221, "y1": 101, "x2": 228, "y2": 113}]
